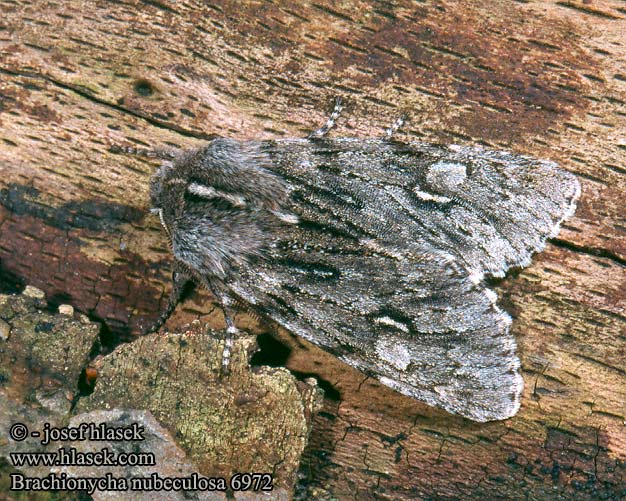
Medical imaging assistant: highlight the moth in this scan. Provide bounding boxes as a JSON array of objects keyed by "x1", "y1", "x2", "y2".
[{"x1": 120, "y1": 98, "x2": 580, "y2": 422}]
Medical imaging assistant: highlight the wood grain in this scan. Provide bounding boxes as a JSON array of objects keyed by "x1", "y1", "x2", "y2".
[{"x1": 0, "y1": 0, "x2": 624, "y2": 498}]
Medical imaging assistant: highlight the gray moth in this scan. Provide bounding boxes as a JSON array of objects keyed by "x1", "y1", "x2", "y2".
[{"x1": 125, "y1": 98, "x2": 580, "y2": 422}]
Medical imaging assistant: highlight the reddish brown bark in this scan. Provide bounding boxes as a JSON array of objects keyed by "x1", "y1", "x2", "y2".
[{"x1": 0, "y1": 1, "x2": 624, "y2": 498}]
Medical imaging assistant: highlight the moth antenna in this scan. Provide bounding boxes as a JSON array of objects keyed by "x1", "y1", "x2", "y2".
[
  {"x1": 384, "y1": 113, "x2": 408, "y2": 140},
  {"x1": 307, "y1": 96, "x2": 343, "y2": 139},
  {"x1": 110, "y1": 144, "x2": 177, "y2": 161}
]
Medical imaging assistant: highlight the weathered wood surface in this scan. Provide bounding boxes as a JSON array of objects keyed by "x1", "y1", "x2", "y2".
[
  {"x1": 0, "y1": 0, "x2": 624, "y2": 499},
  {"x1": 76, "y1": 326, "x2": 323, "y2": 494},
  {"x1": 0, "y1": 285, "x2": 320, "y2": 499}
]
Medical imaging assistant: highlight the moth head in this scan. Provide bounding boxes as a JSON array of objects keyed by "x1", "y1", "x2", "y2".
[{"x1": 148, "y1": 160, "x2": 180, "y2": 241}]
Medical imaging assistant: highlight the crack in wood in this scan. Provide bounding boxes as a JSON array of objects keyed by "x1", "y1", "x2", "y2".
[{"x1": 0, "y1": 66, "x2": 211, "y2": 140}]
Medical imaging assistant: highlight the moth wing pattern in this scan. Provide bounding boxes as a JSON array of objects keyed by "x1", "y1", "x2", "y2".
[
  {"x1": 147, "y1": 136, "x2": 580, "y2": 422},
  {"x1": 227, "y1": 139, "x2": 578, "y2": 422},
  {"x1": 264, "y1": 139, "x2": 581, "y2": 280},
  {"x1": 233, "y1": 240, "x2": 521, "y2": 422}
]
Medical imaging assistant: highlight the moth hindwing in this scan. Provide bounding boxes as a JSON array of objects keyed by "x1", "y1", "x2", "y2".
[{"x1": 144, "y1": 116, "x2": 579, "y2": 422}]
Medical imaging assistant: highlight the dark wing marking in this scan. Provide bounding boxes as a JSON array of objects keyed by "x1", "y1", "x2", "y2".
[
  {"x1": 223, "y1": 138, "x2": 579, "y2": 421},
  {"x1": 263, "y1": 138, "x2": 580, "y2": 279},
  {"x1": 170, "y1": 138, "x2": 577, "y2": 421},
  {"x1": 231, "y1": 233, "x2": 521, "y2": 422}
]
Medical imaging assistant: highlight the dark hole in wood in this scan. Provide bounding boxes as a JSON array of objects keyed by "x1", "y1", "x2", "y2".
[
  {"x1": 250, "y1": 332, "x2": 291, "y2": 367},
  {"x1": 133, "y1": 79, "x2": 155, "y2": 97}
]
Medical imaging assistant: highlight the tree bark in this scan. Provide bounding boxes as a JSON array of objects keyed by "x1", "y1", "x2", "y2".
[{"x1": 0, "y1": 0, "x2": 624, "y2": 499}]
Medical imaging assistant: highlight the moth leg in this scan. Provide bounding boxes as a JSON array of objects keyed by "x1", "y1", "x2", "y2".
[
  {"x1": 144, "y1": 263, "x2": 192, "y2": 334},
  {"x1": 200, "y1": 278, "x2": 238, "y2": 374},
  {"x1": 218, "y1": 294, "x2": 238, "y2": 375},
  {"x1": 307, "y1": 96, "x2": 343, "y2": 139},
  {"x1": 384, "y1": 114, "x2": 408, "y2": 140}
]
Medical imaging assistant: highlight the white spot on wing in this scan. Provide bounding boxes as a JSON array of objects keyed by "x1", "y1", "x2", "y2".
[
  {"x1": 427, "y1": 161, "x2": 467, "y2": 188},
  {"x1": 484, "y1": 288, "x2": 498, "y2": 304},
  {"x1": 271, "y1": 210, "x2": 300, "y2": 224},
  {"x1": 379, "y1": 376, "x2": 405, "y2": 392},
  {"x1": 375, "y1": 316, "x2": 410, "y2": 333},
  {"x1": 375, "y1": 337, "x2": 412, "y2": 371},
  {"x1": 413, "y1": 189, "x2": 452, "y2": 203},
  {"x1": 468, "y1": 268, "x2": 484, "y2": 284}
]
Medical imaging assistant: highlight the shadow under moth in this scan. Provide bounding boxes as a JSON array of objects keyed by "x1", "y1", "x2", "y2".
[{"x1": 120, "y1": 98, "x2": 580, "y2": 422}]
